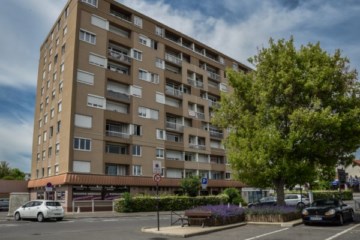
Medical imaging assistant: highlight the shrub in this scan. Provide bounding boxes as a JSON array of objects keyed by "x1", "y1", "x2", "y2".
[
  {"x1": 180, "y1": 176, "x2": 201, "y2": 197},
  {"x1": 114, "y1": 194, "x2": 229, "y2": 212},
  {"x1": 312, "y1": 190, "x2": 353, "y2": 201}
]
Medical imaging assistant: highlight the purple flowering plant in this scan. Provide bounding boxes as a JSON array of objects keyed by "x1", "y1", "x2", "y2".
[{"x1": 246, "y1": 205, "x2": 299, "y2": 215}]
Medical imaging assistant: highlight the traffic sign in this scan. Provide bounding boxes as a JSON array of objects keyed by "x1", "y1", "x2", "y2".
[
  {"x1": 153, "y1": 160, "x2": 162, "y2": 174},
  {"x1": 153, "y1": 173, "x2": 161, "y2": 183},
  {"x1": 201, "y1": 177, "x2": 208, "y2": 189}
]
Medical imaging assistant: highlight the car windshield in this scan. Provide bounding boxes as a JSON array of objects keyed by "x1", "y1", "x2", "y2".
[
  {"x1": 46, "y1": 201, "x2": 61, "y2": 207},
  {"x1": 311, "y1": 199, "x2": 339, "y2": 207}
]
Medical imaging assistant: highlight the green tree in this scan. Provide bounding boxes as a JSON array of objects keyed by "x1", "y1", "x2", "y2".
[
  {"x1": 0, "y1": 161, "x2": 11, "y2": 179},
  {"x1": 0, "y1": 161, "x2": 26, "y2": 180},
  {"x1": 213, "y1": 37, "x2": 360, "y2": 205},
  {"x1": 180, "y1": 176, "x2": 200, "y2": 197}
]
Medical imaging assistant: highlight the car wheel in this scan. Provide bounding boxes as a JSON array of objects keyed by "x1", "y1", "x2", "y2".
[
  {"x1": 338, "y1": 214, "x2": 344, "y2": 226},
  {"x1": 56, "y1": 217, "x2": 63, "y2": 221},
  {"x1": 37, "y1": 213, "x2": 45, "y2": 222},
  {"x1": 297, "y1": 202, "x2": 305, "y2": 209},
  {"x1": 14, "y1": 212, "x2": 21, "y2": 221},
  {"x1": 350, "y1": 210, "x2": 355, "y2": 222}
]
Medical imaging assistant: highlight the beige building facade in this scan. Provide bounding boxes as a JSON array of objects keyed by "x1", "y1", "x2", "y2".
[{"x1": 28, "y1": 0, "x2": 250, "y2": 211}]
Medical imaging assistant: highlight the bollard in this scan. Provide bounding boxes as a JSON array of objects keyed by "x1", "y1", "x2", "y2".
[{"x1": 77, "y1": 206, "x2": 80, "y2": 213}]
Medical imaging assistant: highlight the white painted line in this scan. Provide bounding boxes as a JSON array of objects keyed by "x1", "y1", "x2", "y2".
[
  {"x1": 244, "y1": 228, "x2": 289, "y2": 240},
  {"x1": 324, "y1": 223, "x2": 360, "y2": 240}
]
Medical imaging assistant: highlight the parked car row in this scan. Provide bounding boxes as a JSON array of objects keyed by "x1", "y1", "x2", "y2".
[{"x1": 249, "y1": 194, "x2": 310, "y2": 208}]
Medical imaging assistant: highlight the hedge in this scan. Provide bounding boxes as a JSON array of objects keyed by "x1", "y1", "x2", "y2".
[
  {"x1": 114, "y1": 194, "x2": 229, "y2": 212},
  {"x1": 312, "y1": 190, "x2": 353, "y2": 201}
]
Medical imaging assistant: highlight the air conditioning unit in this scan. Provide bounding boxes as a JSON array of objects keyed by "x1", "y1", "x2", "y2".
[{"x1": 188, "y1": 110, "x2": 195, "y2": 117}]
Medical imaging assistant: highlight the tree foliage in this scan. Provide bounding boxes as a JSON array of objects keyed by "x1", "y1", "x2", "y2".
[
  {"x1": 213, "y1": 37, "x2": 360, "y2": 205},
  {"x1": 180, "y1": 176, "x2": 200, "y2": 197},
  {"x1": 0, "y1": 161, "x2": 26, "y2": 180}
]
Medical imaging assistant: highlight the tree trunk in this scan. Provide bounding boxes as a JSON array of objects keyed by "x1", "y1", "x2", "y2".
[{"x1": 274, "y1": 179, "x2": 285, "y2": 206}]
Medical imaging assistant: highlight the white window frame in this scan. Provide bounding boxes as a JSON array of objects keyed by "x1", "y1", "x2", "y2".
[
  {"x1": 156, "y1": 92, "x2": 165, "y2": 104},
  {"x1": 133, "y1": 16, "x2": 143, "y2": 28},
  {"x1": 132, "y1": 145, "x2": 142, "y2": 156},
  {"x1": 130, "y1": 85, "x2": 142, "y2": 98},
  {"x1": 89, "y1": 52, "x2": 107, "y2": 68},
  {"x1": 155, "y1": 58, "x2": 165, "y2": 69},
  {"x1": 77, "y1": 69, "x2": 94, "y2": 85},
  {"x1": 79, "y1": 29, "x2": 96, "y2": 45},
  {"x1": 73, "y1": 137, "x2": 91, "y2": 151},
  {"x1": 139, "y1": 35, "x2": 151, "y2": 47},
  {"x1": 91, "y1": 14, "x2": 109, "y2": 30},
  {"x1": 81, "y1": 0, "x2": 98, "y2": 7},
  {"x1": 156, "y1": 148, "x2": 164, "y2": 159},
  {"x1": 87, "y1": 94, "x2": 105, "y2": 109},
  {"x1": 133, "y1": 165, "x2": 142, "y2": 176},
  {"x1": 131, "y1": 49, "x2": 142, "y2": 61},
  {"x1": 156, "y1": 129, "x2": 166, "y2": 140}
]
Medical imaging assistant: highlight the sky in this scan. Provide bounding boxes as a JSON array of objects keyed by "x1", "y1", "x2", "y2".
[{"x1": 1, "y1": 0, "x2": 360, "y2": 173}]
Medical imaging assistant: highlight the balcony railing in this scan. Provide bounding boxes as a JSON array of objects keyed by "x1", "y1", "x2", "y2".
[
  {"x1": 210, "y1": 131, "x2": 223, "y2": 138},
  {"x1": 207, "y1": 71, "x2": 221, "y2": 81},
  {"x1": 108, "y1": 49, "x2": 131, "y2": 64},
  {"x1": 165, "y1": 86, "x2": 182, "y2": 97},
  {"x1": 106, "y1": 130, "x2": 130, "y2": 139},
  {"x1": 108, "y1": 63, "x2": 130, "y2": 75},
  {"x1": 107, "y1": 90, "x2": 130, "y2": 102},
  {"x1": 166, "y1": 134, "x2": 183, "y2": 143},
  {"x1": 208, "y1": 100, "x2": 219, "y2": 108},
  {"x1": 166, "y1": 121, "x2": 184, "y2": 131},
  {"x1": 187, "y1": 78, "x2": 203, "y2": 89},
  {"x1": 189, "y1": 144, "x2": 206, "y2": 150},
  {"x1": 110, "y1": 9, "x2": 131, "y2": 23},
  {"x1": 165, "y1": 53, "x2": 182, "y2": 65}
]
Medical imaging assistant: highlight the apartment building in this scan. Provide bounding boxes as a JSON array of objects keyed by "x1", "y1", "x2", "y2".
[{"x1": 28, "y1": 0, "x2": 251, "y2": 211}]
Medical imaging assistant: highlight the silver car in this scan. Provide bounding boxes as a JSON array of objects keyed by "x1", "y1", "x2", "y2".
[
  {"x1": 285, "y1": 194, "x2": 310, "y2": 208},
  {"x1": 14, "y1": 200, "x2": 64, "y2": 222}
]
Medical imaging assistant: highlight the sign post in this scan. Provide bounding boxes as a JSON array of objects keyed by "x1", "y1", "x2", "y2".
[
  {"x1": 201, "y1": 177, "x2": 208, "y2": 190},
  {"x1": 153, "y1": 173, "x2": 161, "y2": 231},
  {"x1": 338, "y1": 168, "x2": 346, "y2": 202}
]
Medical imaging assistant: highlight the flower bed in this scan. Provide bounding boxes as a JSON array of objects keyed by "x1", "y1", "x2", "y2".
[
  {"x1": 245, "y1": 206, "x2": 301, "y2": 222},
  {"x1": 188, "y1": 204, "x2": 245, "y2": 226}
]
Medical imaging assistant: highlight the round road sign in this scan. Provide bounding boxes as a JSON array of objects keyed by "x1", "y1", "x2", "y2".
[{"x1": 153, "y1": 173, "x2": 161, "y2": 183}]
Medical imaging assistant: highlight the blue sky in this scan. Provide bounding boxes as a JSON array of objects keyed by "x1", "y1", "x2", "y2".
[{"x1": 1, "y1": 0, "x2": 360, "y2": 173}]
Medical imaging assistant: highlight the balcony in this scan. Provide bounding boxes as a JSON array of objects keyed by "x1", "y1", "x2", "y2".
[
  {"x1": 108, "y1": 49, "x2": 131, "y2": 64},
  {"x1": 187, "y1": 78, "x2": 203, "y2": 89},
  {"x1": 207, "y1": 71, "x2": 221, "y2": 81},
  {"x1": 166, "y1": 133, "x2": 183, "y2": 143},
  {"x1": 107, "y1": 90, "x2": 130, "y2": 102},
  {"x1": 108, "y1": 62, "x2": 130, "y2": 75},
  {"x1": 210, "y1": 131, "x2": 223, "y2": 139},
  {"x1": 106, "y1": 129, "x2": 130, "y2": 139},
  {"x1": 188, "y1": 110, "x2": 205, "y2": 120},
  {"x1": 165, "y1": 86, "x2": 182, "y2": 97},
  {"x1": 165, "y1": 53, "x2": 182, "y2": 65},
  {"x1": 166, "y1": 121, "x2": 184, "y2": 131},
  {"x1": 189, "y1": 143, "x2": 206, "y2": 150},
  {"x1": 110, "y1": 6, "x2": 132, "y2": 23}
]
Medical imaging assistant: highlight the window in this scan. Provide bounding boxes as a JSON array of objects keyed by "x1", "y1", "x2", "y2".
[
  {"x1": 156, "y1": 92, "x2": 165, "y2": 104},
  {"x1": 133, "y1": 165, "x2": 142, "y2": 176},
  {"x1": 50, "y1": 108, "x2": 55, "y2": 118},
  {"x1": 48, "y1": 63, "x2": 52, "y2": 72},
  {"x1": 105, "y1": 164, "x2": 127, "y2": 176},
  {"x1": 131, "y1": 49, "x2": 142, "y2": 61},
  {"x1": 54, "y1": 54, "x2": 58, "y2": 64},
  {"x1": 57, "y1": 120, "x2": 61, "y2": 133},
  {"x1": 87, "y1": 94, "x2": 105, "y2": 109},
  {"x1": 91, "y1": 15, "x2": 108, "y2": 30},
  {"x1": 41, "y1": 87, "x2": 44, "y2": 96},
  {"x1": 40, "y1": 103, "x2": 43, "y2": 112},
  {"x1": 79, "y1": 29, "x2": 96, "y2": 44},
  {"x1": 48, "y1": 167, "x2": 52, "y2": 176},
  {"x1": 42, "y1": 71, "x2": 46, "y2": 80},
  {"x1": 106, "y1": 143, "x2": 128, "y2": 155},
  {"x1": 73, "y1": 160, "x2": 91, "y2": 173},
  {"x1": 53, "y1": 72, "x2": 57, "y2": 81},
  {"x1": 138, "y1": 107, "x2": 159, "y2": 120},
  {"x1": 130, "y1": 85, "x2": 142, "y2": 98},
  {"x1": 49, "y1": 48, "x2": 53, "y2": 56},
  {"x1": 59, "y1": 81, "x2": 63, "y2": 93},
  {"x1": 52, "y1": 90, "x2": 56, "y2": 99},
  {"x1": 57, "y1": 20, "x2": 61, "y2": 31},
  {"x1": 138, "y1": 69, "x2": 147, "y2": 81},
  {"x1": 42, "y1": 150, "x2": 46, "y2": 160},
  {"x1": 45, "y1": 96, "x2": 49, "y2": 106},
  {"x1": 60, "y1": 63, "x2": 65, "y2": 73},
  {"x1": 75, "y1": 114, "x2": 92, "y2": 128},
  {"x1": 74, "y1": 137, "x2": 91, "y2": 151},
  {"x1": 156, "y1": 129, "x2": 165, "y2": 140},
  {"x1": 155, "y1": 58, "x2": 165, "y2": 69},
  {"x1": 55, "y1": 143, "x2": 60, "y2": 154},
  {"x1": 58, "y1": 101, "x2": 62, "y2": 113},
  {"x1": 63, "y1": 26, "x2": 68, "y2": 36},
  {"x1": 139, "y1": 35, "x2": 150, "y2": 46},
  {"x1": 48, "y1": 147, "x2": 52, "y2": 157},
  {"x1": 64, "y1": 6, "x2": 69, "y2": 18},
  {"x1": 132, "y1": 145, "x2": 141, "y2": 156},
  {"x1": 89, "y1": 53, "x2": 106, "y2": 67},
  {"x1": 133, "y1": 16, "x2": 143, "y2": 28},
  {"x1": 44, "y1": 114, "x2": 48, "y2": 124},
  {"x1": 81, "y1": 0, "x2": 97, "y2": 7},
  {"x1": 156, "y1": 148, "x2": 164, "y2": 158},
  {"x1": 155, "y1": 26, "x2": 164, "y2": 36},
  {"x1": 55, "y1": 165, "x2": 59, "y2": 175},
  {"x1": 77, "y1": 69, "x2": 94, "y2": 85},
  {"x1": 37, "y1": 153, "x2": 40, "y2": 161},
  {"x1": 39, "y1": 119, "x2": 42, "y2": 128},
  {"x1": 138, "y1": 69, "x2": 159, "y2": 84},
  {"x1": 49, "y1": 126, "x2": 53, "y2": 138},
  {"x1": 61, "y1": 44, "x2": 66, "y2": 55},
  {"x1": 47, "y1": 80, "x2": 50, "y2": 89},
  {"x1": 225, "y1": 172, "x2": 231, "y2": 180},
  {"x1": 132, "y1": 124, "x2": 142, "y2": 136}
]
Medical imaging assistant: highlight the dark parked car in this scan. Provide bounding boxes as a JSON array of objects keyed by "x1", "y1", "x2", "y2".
[
  {"x1": 0, "y1": 198, "x2": 9, "y2": 211},
  {"x1": 302, "y1": 199, "x2": 354, "y2": 225},
  {"x1": 248, "y1": 196, "x2": 277, "y2": 208}
]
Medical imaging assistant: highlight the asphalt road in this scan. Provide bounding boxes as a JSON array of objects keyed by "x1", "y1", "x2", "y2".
[{"x1": 1, "y1": 215, "x2": 360, "y2": 240}]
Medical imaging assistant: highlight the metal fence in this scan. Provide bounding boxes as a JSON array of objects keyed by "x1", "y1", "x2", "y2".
[{"x1": 72, "y1": 200, "x2": 116, "y2": 213}]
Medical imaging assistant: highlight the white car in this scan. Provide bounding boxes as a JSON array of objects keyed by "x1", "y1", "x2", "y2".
[
  {"x1": 14, "y1": 200, "x2": 64, "y2": 222},
  {"x1": 285, "y1": 194, "x2": 310, "y2": 208}
]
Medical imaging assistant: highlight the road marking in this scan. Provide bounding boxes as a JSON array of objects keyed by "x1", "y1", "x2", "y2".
[
  {"x1": 324, "y1": 223, "x2": 360, "y2": 240},
  {"x1": 244, "y1": 228, "x2": 289, "y2": 240}
]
